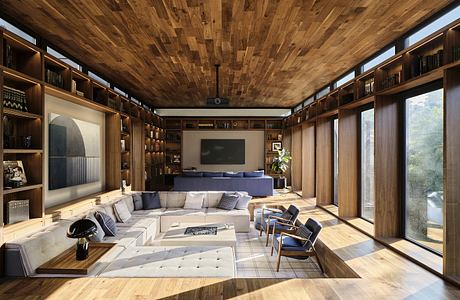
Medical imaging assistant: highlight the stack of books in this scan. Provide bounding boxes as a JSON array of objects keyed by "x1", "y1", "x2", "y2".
[
  {"x1": 380, "y1": 71, "x2": 401, "y2": 90},
  {"x1": 45, "y1": 68, "x2": 64, "y2": 89},
  {"x1": 3, "y1": 86, "x2": 28, "y2": 112},
  {"x1": 411, "y1": 49, "x2": 444, "y2": 77}
]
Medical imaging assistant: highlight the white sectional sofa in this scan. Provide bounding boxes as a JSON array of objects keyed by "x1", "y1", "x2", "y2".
[{"x1": 5, "y1": 190, "x2": 250, "y2": 277}]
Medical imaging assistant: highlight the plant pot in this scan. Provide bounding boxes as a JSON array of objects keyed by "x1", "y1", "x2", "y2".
[{"x1": 273, "y1": 176, "x2": 287, "y2": 189}]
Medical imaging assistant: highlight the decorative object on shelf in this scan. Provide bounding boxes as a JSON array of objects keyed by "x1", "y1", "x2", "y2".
[
  {"x1": 3, "y1": 160, "x2": 28, "y2": 188},
  {"x1": 5, "y1": 43, "x2": 16, "y2": 69},
  {"x1": 363, "y1": 77, "x2": 374, "y2": 96},
  {"x1": 67, "y1": 218, "x2": 98, "y2": 261},
  {"x1": 3, "y1": 86, "x2": 28, "y2": 112},
  {"x1": 122, "y1": 161, "x2": 129, "y2": 169},
  {"x1": 121, "y1": 179, "x2": 127, "y2": 192},
  {"x1": 6, "y1": 199, "x2": 29, "y2": 224},
  {"x1": 3, "y1": 116, "x2": 14, "y2": 148},
  {"x1": 277, "y1": 133, "x2": 283, "y2": 141},
  {"x1": 49, "y1": 113, "x2": 101, "y2": 190},
  {"x1": 121, "y1": 139, "x2": 126, "y2": 152},
  {"x1": 22, "y1": 135, "x2": 32, "y2": 148},
  {"x1": 271, "y1": 148, "x2": 292, "y2": 189},
  {"x1": 271, "y1": 142, "x2": 282, "y2": 152}
]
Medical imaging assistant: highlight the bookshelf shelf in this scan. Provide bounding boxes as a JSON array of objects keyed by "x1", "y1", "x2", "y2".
[
  {"x1": 3, "y1": 149, "x2": 43, "y2": 154},
  {"x1": 3, "y1": 184, "x2": 43, "y2": 195},
  {"x1": 3, "y1": 108, "x2": 42, "y2": 119}
]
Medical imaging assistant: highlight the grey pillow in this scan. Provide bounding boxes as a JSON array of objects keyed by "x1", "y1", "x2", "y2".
[
  {"x1": 132, "y1": 193, "x2": 143, "y2": 210},
  {"x1": 87, "y1": 214, "x2": 105, "y2": 242},
  {"x1": 235, "y1": 194, "x2": 252, "y2": 210},
  {"x1": 95, "y1": 211, "x2": 117, "y2": 236},
  {"x1": 142, "y1": 192, "x2": 161, "y2": 209},
  {"x1": 217, "y1": 193, "x2": 240, "y2": 210}
]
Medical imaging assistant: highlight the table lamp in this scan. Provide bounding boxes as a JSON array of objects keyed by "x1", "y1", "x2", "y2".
[{"x1": 67, "y1": 219, "x2": 98, "y2": 260}]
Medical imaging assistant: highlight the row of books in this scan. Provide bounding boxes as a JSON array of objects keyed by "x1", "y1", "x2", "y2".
[
  {"x1": 453, "y1": 45, "x2": 460, "y2": 62},
  {"x1": 145, "y1": 143, "x2": 163, "y2": 152},
  {"x1": 411, "y1": 49, "x2": 443, "y2": 77},
  {"x1": 363, "y1": 77, "x2": 375, "y2": 96},
  {"x1": 45, "y1": 68, "x2": 64, "y2": 89},
  {"x1": 380, "y1": 71, "x2": 401, "y2": 90},
  {"x1": 4, "y1": 44, "x2": 17, "y2": 69},
  {"x1": 3, "y1": 86, "x2": 28, "y2": 112}
]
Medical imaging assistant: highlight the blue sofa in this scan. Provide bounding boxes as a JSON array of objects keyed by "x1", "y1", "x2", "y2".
[{"x1": 174, "y1": 171, "x2": 274, "y2": 196}]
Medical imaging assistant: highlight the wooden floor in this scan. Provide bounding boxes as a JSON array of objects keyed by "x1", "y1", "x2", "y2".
[{"x1": 1, "y1": 192, "x2": 459, "y2": 300}]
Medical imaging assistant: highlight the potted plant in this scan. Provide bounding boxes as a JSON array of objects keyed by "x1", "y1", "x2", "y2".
[{"x1": 271, "y1": 148, "x2": 292, "y2": 189}]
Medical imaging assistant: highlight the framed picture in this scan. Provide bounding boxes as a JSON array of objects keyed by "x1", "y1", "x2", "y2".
[
  {"x1": 272, "y1": 142, "x2": 282, "y2": 151},
  {"x1": 3, "y1": 160, "x2": 28, "y2": 188}
]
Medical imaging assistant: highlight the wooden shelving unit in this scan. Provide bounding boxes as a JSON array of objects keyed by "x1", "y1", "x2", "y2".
[
  {"x1": 165, "y1": 119, "x2": 182, "y2": 176},
  {"x1": 144, "y1": 111, "x2": 165, "y2": 191},
  {"x1": 0, "y1": 27, "x2": 164, "y2": 236},
  {"x1": 265, "y1": 120, "x2": 284, "y2": 176}
]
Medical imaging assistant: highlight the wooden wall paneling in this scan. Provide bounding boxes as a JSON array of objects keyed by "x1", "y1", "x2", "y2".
[
  {"x1": 301, "y1": 122, "x2": 315, "y2": 198},
  {"x1": 131, "y1": 118, "x2": 145, "y2": 191},
  {"x1": 444, "y1": 66, "x2": 460, "y2": 278},
  {"x1": 282, "y1": 128, "x2": 292, "y2": 186},
  {"x1": 291, "y1": 125, "x2": 302, "y2": 192},
  {"x1": 105, "y1": 113, "x2": 121, "y2": 190},
  {"x1": 374, "y1": 95, "x2": 401, "y2": 237},
  {"x1": 316, "y1": 118, "x2": 333, "y2": 205},
  {"x1": 338, "y1": 108, "x2": 359, "y2": 217}
]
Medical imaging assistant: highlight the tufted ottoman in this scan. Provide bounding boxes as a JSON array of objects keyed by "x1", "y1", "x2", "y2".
[{"x1": 98, "y1": 246, "x2": 235, "y2": 277}]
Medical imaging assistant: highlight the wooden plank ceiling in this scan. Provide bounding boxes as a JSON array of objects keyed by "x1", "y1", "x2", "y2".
[{"x1": 0, "y1": 0, "x2": 451, "y2": 107}]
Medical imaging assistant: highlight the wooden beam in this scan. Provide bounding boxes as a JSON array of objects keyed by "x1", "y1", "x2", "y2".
[
  {"x1": 301, "y1": 122, "x2": 316, "y2": 197},
  {"x1": 374, "y1": 95, "x2": 401, "y2": 237},
  {"x1": 291, "y1": 125, "x2": 302, "y2": 191},
  {"x1": 105, "y1": 113, "x2": 121, "y2": 190},
  {"x1": 131, "y1": 118, "x2": 145, "y2": 191},
  {"x1": 338, "y1": 108, "x2": 359, "y2": 217},
  {"x1": 316, "y1": 118, "x2": 332, "y2": 205}
]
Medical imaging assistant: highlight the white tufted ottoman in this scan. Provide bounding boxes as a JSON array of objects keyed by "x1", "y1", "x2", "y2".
[{"x1": 98, "y1": 246, "x2": 235, "y2": 277}]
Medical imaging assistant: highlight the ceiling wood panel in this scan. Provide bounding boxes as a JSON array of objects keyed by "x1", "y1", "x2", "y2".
[{"x1": 0, "y1": 0, "x2": 452, "y2": 107}]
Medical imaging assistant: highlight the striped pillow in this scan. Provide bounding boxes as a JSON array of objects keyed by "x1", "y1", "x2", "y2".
[
  {"x1": 95, "y1": 211, "x2": 117, "y2": 236},
  {"x1": 295, "y1": 224, "x2": 312, "y2": 247},
  {"x1": 217, "y1": 193, "x2": 239, "y2": 210}
]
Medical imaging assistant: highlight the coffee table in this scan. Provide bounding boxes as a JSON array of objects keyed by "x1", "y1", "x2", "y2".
[{"x1": 159, "y1": 223, "x2": 237, "y2": 248}]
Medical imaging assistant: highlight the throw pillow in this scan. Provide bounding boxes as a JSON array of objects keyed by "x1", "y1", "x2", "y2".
[
  {"x1": 132, "y1": 193, "x2": 143, "y2": 210},
  {"x1": 243, "y1": 170, "x2": 264, "y2": 177},
  {"x1": 183, "y1": 171, "x2": 203, "y2": 177},
  {"x1": 86, "y1": 213, "x2": 105, "y2": 242},
  {"x1": 295, "y1": 224, "x2": 313, "y2": 247},
  {"x1": 184, "y1": 192, "x2": 205, "y2": 209},
  {"x1": 113, "y1": 200, "x2": 132, "y2": 223},
  {"x1": 235, "y1": 194, "x2": 252, "y2": 210},
  {"x1": 217, "y1": 193, "x2": 240, "y2": 210},
  {"x1": 94, "y1": 211, "x2": 117, "y2": 236},
  {"x1": 223, "y1": 171, "x2": 243, "y2": 177},
  {"x1": 142, "y1": 192, "x2": 161, "y2": 210}
]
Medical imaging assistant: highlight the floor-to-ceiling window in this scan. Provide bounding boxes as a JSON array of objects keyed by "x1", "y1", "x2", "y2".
[
  {"x1": 405, "y1": 88, "x2": 443, "y2": 254},
  {"x1": 333, "y1": 118, "x2": 339, "y2": 206},
  {"x1": 360, "y1": 108, "x2": 375, "y2": 222}
]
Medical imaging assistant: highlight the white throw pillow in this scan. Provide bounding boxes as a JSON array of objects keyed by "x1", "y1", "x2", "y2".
[
  {"x1": 235, "y1": 194, "x2": 252, "y2": 210},
  {"x1": 184, "y1": 192, "x2": 205, "y2": 209},
  {"x1": 113, "y1": 200, "x2": 132, "y2": 223}
]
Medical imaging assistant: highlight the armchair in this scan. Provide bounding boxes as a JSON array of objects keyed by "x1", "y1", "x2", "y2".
[
  {"x1": 271, "y1": 218, "x2": 324, "y2": 273},
  {"x1": 259, "y1": 205, "x2": 300, "y2": 246}
]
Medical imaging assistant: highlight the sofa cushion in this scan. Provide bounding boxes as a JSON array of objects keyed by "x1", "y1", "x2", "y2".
[
  {"x1": 184, "y1": 192, "x2": 205, "y2": 209},
  {"x1": 216, "y1": 193, "x2": 239, "y2": 210},
  {"x1": 113, "y1": 200, "x2": 132, "y2": 223},
  {"x1": 203, "y1": 191, "x2": 224, "y2": 208},
  {"x1": 101, "y1": 204, "x2": 117, "y2": 223},
  {"x1": 87, "y1": 213, "x2": 105, "y2": 242},
  {"x1": 142, "y1": 192, "x2": 161, "y2": 210},
  {"x1": 235, "y1": 194, "x2": 252, "y2": 210},
  {"x1": 131, "y1": 208, "x2": 165, "y2": 217},
  {"x1": 95, "y1": 211, "x2": 117, "y2": 236},
  {"x1": 121, "y1": 195, "x2": 135, "y2": 213},
  {"x1": 160, "y1": 208, "x2": 206, "y2": 232},
  {"x1": 132, "y1": 193, "x2": 143, "y2": 210},
  {"x1": 223, "y1": 171, "x2": 243, "y2": 177},
  {"x1": 205, "y1": 208, "x2": 250, "y2": 233},
  {"x1": 166, "y1": 192, "x2": 186, "y2": 208},
  {"x1": 244, "y1": 170, "x2": 264, "y2": 177},
  {"x1": 203, "y1": 171, "x2": 224, "y2": 177},
  {"x1": 103, "y1": 226, "x2": 145, "y2": 248},
  {"x1": 183, "y1": 171, "x2": 203, "y2": 177}
]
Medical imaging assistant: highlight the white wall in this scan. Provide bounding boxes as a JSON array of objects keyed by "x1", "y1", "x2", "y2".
[
  {"x1": 44, "y1": 94, "x2": 106, "y2": 208},
  {"x1": 182, "y1": 130, "x2": 264, "y2": 172}
]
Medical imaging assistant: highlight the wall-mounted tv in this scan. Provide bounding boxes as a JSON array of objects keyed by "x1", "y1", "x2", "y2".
[{"x1": 201, "y1": 139, "x2": 245, "y2": 164}]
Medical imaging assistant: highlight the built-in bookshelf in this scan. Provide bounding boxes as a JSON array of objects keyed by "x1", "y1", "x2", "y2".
[
  {"x1": 144, "y1": 111, "x2": 165, "y2": 190},
  {"x1": 0, "y1": 27, "x2": 164, "y2": 233},
  {"x1": 264, "y1": 120, "x2": 284, "y2": 176},
  {"x1": 286, "y1": 18, "x2": 460, "y2": 126}
]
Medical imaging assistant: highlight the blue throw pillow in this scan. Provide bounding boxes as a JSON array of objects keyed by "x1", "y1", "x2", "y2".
[
  {"x1": 244, "y1": 170, "x2": 264, "y2": 177},
  {"x1": 223, "y1": 171, "x2": 243, "y2": 177},
  {"x1": 183, "y1": 171, "x2": 203, "y2": 177},
  {"x1": 142, "y1": 192, "x2": 161, "y2": 209},
  {"x1": 203, "y1": 171, "x2": 224, "y2": 177},
  {"x1": 94, "y1": 211, "x2": 117, "y2": 236},
  {"x1": 217, "y1": 193, "x2": 240, "y2": 210}
]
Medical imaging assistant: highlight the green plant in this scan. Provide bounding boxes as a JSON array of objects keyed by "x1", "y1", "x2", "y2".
[{"x1": 271, "y1": 148, "x2": 292, "y2": 177}]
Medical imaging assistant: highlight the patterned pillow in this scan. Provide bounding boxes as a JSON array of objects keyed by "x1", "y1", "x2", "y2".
[
  {"x1": 86, "y1": 214, "x2": 105, "y2": 242},
  {"x1": 95, "y1": 211, "x2": 117, "y2": 236},
  {"x1": 217, "y1": 193, "x2": 240, "y2": 210},
  {"x1": 295, "y1": 224, "x2": 313, "y2": 247}
]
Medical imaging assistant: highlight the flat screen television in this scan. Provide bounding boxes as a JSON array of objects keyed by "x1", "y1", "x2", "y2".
[{"x1": 201, "y1": 139, "x2": 245, "y2": 164}]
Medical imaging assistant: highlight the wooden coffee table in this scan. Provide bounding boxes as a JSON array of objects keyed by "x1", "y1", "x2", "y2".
[{"x1": 159, "y1": 223, "x2": 237, "y2": 248}]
